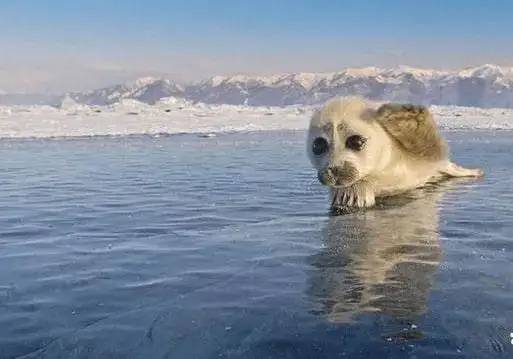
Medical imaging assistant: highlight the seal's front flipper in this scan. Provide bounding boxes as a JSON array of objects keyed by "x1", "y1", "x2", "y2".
[
  {"x1": 331, "y1": 180, "x2": 376, "y2": 210},
  {"x1": 440, "y1": 162, "x2": 484, "y2": 178}
]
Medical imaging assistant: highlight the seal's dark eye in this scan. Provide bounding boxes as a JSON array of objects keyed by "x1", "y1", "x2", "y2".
[
  {"x1": 346, "y1": 135, "x2": 366, "y2": 151},
  {"x1": 312, "y1": 137, "x2": 329, "y2": 156}
]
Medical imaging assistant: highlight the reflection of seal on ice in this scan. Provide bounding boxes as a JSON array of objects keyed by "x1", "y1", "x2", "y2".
[
  {"x1": 308, "y1": 186, "x2": 445, "y2": 323},
  {"x1": 307, "y1": 97, "x2": 483, "y2": 210}
]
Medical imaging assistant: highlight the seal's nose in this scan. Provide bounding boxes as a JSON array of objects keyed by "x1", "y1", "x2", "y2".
[
  {"x1": 329, "y1": 166, "x2": 346, "y2": 177},
  {"x1": 318, "y1": 165, "x2": 355, "y2": 186},
  {"x1": 318, "y1": 166, "x2": 339, "y2": 185},
  {"x1": 317, "y1": 168, "x2": 330, "y2": 185}
]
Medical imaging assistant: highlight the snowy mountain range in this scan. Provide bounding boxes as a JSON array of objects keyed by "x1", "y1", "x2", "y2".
[
  {"x1": 68, "y1": 77, "x2": 185, "y2": 106},
  {"x1": 3, "y1": 64, "x2": 513, "y2": 108}
]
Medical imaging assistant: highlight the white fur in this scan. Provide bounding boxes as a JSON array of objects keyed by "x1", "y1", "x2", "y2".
[{"x1": 307, "y1": 97, "x2": 483, "y2": 209}]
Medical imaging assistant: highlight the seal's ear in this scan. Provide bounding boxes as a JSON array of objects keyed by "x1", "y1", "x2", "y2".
[{"x1": 375, "y1": 104, "x2": 447, "y2": 161}]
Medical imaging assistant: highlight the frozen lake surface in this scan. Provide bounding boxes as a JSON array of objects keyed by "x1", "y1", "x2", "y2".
[{"x1": 1, "y1": 130, "x2": 512, "y2": 358}]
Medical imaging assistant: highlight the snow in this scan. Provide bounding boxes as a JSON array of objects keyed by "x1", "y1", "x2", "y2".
[
  {"x1": 459, "y1": 64, "x2": 513, "y2": 80},
  {"x1": 0, "y1": 97, "x2": 512, "y2": 139},
  {"x1": 342, "y1": 67, "x2": 381, "y2": 78},
  {"x1": 0, "y1": 98, "x2": 308, "y2": 139},
  {"x1": 128, "y1": 76, "x2": 160, "y2": 88}
]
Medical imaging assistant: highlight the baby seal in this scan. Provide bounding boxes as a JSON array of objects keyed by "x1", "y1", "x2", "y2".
[{"x1": 307, "y1": 97, "x2": 483, "y2": 211}]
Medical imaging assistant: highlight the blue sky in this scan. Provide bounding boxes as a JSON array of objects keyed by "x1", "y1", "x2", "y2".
[{"x1": 1, "y1": 0, "x2": 512, "y2": 93}]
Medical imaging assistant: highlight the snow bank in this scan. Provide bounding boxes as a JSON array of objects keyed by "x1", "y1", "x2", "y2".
[
  {"x1": 431, "y1": 105, "x2": 513, "y2": 130},
  {"x1": 0, "y1": 98, "x2": 512, "y2": 139},
  {"x1": 0, "y1": 98, "x2": 309, "y2": 139}
]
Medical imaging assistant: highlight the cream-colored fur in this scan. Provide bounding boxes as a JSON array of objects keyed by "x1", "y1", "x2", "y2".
[{"x1": 307, "y1": 97, "x2": 483, "y2": 210}]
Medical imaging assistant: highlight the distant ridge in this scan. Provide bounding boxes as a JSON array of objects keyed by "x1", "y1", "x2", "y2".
[
  {"x1": 184, "y1": 64, "x2": 513, "y2": 108},
  {"x1": 3, "y1": 64, "x2": 513, "y2": 108},
  {"x1": 68, "y1": 77, "x2": 185, "y2": 106}
]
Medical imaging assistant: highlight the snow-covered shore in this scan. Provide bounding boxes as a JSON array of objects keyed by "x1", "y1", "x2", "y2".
[{"x1": 0, "y1": 97, "x2": 512, "y2": 139}]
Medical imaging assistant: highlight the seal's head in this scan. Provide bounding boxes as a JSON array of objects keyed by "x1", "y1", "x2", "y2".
[{"x1": 307, "y1": 97, "x2": 391, "y2": 188}]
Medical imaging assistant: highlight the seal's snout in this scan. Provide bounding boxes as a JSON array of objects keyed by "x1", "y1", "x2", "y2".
[
  {"x1": 318, "y1": 166, "x2": 342, "y2": 186},
  {"x1": 318, "y1": 163, "x2": 359, "y2": 187},
  {"x1": 318, "y1": 167, "x2": 335, "y2": 185}
]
